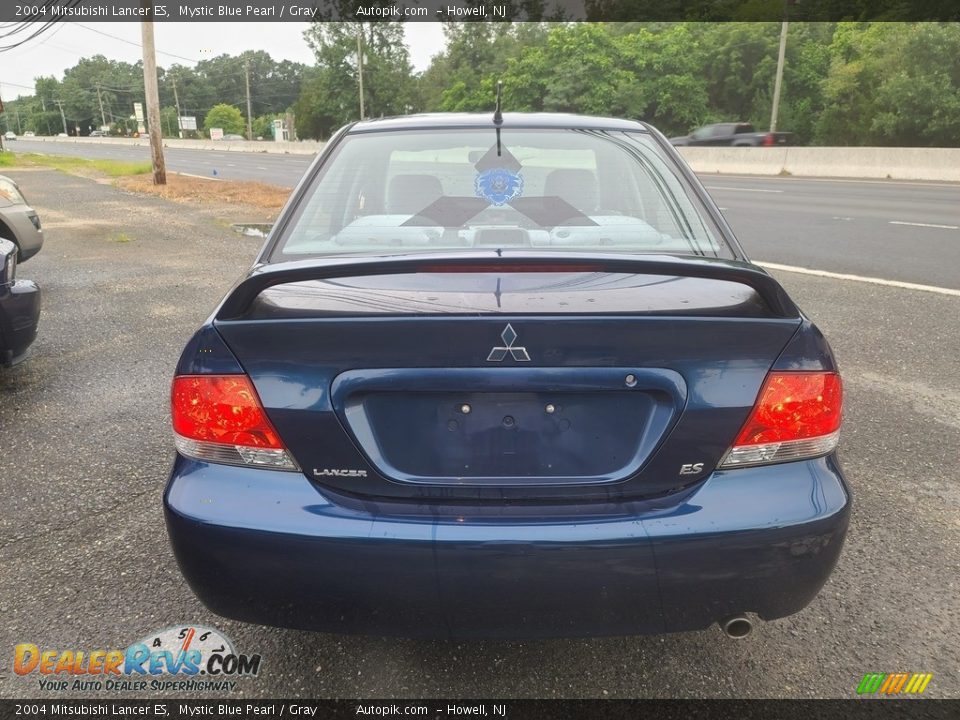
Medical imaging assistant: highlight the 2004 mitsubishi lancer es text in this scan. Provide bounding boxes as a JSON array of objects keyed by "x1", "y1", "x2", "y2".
[{"x1": 163, "y1": 111, "x2": 850, "y2": 639}]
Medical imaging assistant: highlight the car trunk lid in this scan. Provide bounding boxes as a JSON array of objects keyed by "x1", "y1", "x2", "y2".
[{"x1": 212, "y1": 253, "x2": 801, "y2": 501}]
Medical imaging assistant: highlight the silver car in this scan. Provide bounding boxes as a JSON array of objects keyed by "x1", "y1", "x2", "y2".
[{"x1": 0, "y1": 175, "x2": 43, "y2": 262}]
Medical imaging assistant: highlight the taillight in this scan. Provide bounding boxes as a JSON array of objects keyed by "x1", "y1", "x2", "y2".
[
  {"x1": 171, "y1": 375, "x2": 298, "y2": 470},
  {"x1": 718, "y1": 372, "x2": 842, "y2": 469},
  {"x1": 762, "y1": 133, "x2": 776, "y2": 146}
]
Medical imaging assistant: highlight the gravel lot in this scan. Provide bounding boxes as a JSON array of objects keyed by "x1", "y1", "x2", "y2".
[{"x1": 1, "y1": 169, "x2": 957, "y2": 699}]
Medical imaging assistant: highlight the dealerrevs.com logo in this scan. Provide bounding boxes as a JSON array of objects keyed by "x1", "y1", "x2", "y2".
[{"x1": 14, "y1": 625, "x2": 261, "y2": 693}]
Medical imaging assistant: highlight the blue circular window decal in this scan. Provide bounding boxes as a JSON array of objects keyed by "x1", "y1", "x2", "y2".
[{"x1": 475, "y1": 168, "x2": 524, "y2": 206}]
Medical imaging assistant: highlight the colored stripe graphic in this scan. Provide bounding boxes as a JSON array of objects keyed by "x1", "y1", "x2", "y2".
[
  {"x1": 858, "y1": 672, "x2": 932, "y2": 695},
  {"x1": 857, "y1": 673, "x2": 886, "y2": 694},
  {"x1": 889, "y1": 673, "x2": 909, "y2": 694}
]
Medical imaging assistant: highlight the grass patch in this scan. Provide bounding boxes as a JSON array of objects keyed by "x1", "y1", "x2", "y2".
[
  {"x1": 27, "y1": 153, "x2": 151, "y2": 177},
  {"x1": 117, "y1": 173, "x2": 291, "y2": 212},
  {"x1": 0, "y1": 151, "x2": 151, "y2": 178}
]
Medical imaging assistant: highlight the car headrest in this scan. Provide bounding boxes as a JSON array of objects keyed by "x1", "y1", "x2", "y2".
[
  {"x1": 544, "y1": 169, "x2": 599, "y2": 213},
  {"x1": 386, "y1": 174, "x2": 444, "y2": 215}
]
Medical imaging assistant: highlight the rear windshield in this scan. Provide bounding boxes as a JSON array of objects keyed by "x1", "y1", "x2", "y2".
[{"x1": 271, "y1": 128, "x2": 732, "y2": 261}]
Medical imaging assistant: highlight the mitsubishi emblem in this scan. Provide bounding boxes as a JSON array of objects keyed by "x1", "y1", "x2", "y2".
[{"x1": 487, "y1": 324, "x2": 531, "y2": 362}]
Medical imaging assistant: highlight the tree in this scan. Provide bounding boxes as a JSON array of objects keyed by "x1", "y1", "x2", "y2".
[
  {"x1": 159, "y1": 106, "x2": 180, "y2": 137},
  {"x1": 616, "y1": 24, "x2": 710, "y2": 134},
  {"x1": 421, "y1": 23, "x2": 532, "y2": 112},
  {"x1": 502, "y1": 24, "x2": 633, "y2": 114},
  {"x1": 59, "y1": 55, "x2": 144, "y2": 131},
  {"x1": 294, "y1": 22, "x2": 417, "y2": 139},
  {"x1": 252, "y1": 114, "x2": 277, "y2": 140},
  {"x1": 816, "y1": 22, "x2": 960, "y2": 146},
  {"x1": 203, "y1": 103, "x2": 245, "y2": 135}
]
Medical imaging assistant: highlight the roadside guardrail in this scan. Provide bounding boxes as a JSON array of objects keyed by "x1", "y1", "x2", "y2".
[{"x1": 679, "y1": 146, "x2": 960, "y2": 182}]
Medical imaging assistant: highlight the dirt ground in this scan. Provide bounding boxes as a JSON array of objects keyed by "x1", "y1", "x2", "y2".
[{"x1": 116, "y1": 172, "x2": 291, "y2": 216}]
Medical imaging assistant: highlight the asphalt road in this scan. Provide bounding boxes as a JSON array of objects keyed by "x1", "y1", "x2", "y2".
[
  {"x1": 10, "y1": 138, "x2": 313, "y2": 190},
  {"x1": 1, "y1": 169, "x2": 958, "y2": 700},
  {"x1": 8, "y1": 138, "x2": 960, "y2": 289}
]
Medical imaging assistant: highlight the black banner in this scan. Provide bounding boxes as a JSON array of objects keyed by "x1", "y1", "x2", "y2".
[
  {"x1": 2, "y1": 700, "x2": 959, "y2": 719},
  {"x1": 0, "y1": 0, "x2": 958, "y2": 23}
]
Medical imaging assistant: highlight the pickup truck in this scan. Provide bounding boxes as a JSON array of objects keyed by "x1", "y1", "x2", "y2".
[{"x1": 669, "y1": 123, "x2": 793, "y2": 147}]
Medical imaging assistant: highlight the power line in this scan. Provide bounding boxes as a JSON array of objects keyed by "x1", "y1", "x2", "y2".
[
  {"x1": 75, "y1": 23, "x2": 199, "y2": 64},
  {"x1": 0, "y1": 1, "x2": 84, "y2": 52},
  {"x1": 0, "y1": 80, "x2": 37, "y2": 91}
]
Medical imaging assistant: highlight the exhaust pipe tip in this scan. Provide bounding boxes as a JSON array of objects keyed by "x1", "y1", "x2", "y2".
[{"x1": 720, "y1": 614, "x2": 753, "y2": 639}]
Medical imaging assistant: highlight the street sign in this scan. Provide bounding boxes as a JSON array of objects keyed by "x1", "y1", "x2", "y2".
[
  {"x1": 209, "y1": 128, "x2": 224, "y2": 140},
  {"x1": 178, "y1": 116, "x2": 197, "y2": 131},
  {"x1": 133, "y1": 103, "x2": 144, "y2": 122}
]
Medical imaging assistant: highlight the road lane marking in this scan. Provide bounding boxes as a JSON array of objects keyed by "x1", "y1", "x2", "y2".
[
  {"x1": 174, "y1": 172, "x2": 223, "y2": 181},
  {"x1": 889, "y1": 220, "x2": 959, "y2": 230},
  {"x1": 756, "y1": 261, "x2": 960, "y2": 297},
  {"x1": 705, "y1": 186, "x2": 783, "y2": 193}
]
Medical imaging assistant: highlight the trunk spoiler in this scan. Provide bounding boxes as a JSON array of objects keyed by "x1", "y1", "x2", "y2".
[{"x1": 215, "y1": 252, "x2": 800, "y2": 321}]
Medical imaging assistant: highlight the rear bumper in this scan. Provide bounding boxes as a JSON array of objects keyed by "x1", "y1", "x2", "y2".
[
  {"x1": 164, "y1": 455, "x2": 850, "y2": 639},
  {"x1": 0, "y1": 279, "x2": 41, "y2": 365}
]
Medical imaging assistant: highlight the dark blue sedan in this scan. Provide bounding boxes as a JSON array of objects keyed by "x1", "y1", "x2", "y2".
[{"x1": 164, "y1": 113, "x2": 849, "y2": 639}]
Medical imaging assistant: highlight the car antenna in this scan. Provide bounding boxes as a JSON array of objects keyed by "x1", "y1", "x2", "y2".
[{"x1": 493, "y1": 81, "x2": 503, "y2": 156}]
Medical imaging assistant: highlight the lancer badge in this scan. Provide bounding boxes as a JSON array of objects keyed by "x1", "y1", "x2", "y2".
[{"x1": 487, "y1": 324, "x2": 530, "y2": 362}]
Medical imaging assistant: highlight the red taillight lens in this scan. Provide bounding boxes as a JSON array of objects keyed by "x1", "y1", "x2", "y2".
[
  {"x1": 172, "y1": 375, "x2": 284, "y2": 448},
  {"x1": 719, "y1": 372, "x2": 842, "y2": 468},
  {"x1": 733, "y1": 372, "x2": 842, "y2": 445},
  {"x1": 762, "y1": 133, "x2": 776, "y2": 146}
]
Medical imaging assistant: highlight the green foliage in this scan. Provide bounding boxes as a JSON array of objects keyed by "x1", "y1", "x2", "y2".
[
  {"x1": 295, "y1": 22, "x2": 417, "y2": 140},
  {"x1": 421, "y1": 23, "x2": 535, "y2": 112},
  {"x1": 159, "y1": 106, "x2": 180, "y2": 138},
  {"x1": 4, "y1": 22, "x2": 960, "y2": 147},
  {"x1": 616, "y1": 24, "x2": 710, "y2": 133},
  {"x1": 252, "y1": 115, "x2": 278, "y2": 140},
  {"x1": 203, "y1": 104, "x2": 245, "y2": 135},
  {"x1": 9, "y1": 153, "x2": 151, "y2": 177},
  {"x1": 816, "y1": 22, "x2": 960, "y2": 146},
  {"x1": 417, "y1": 21, "x2": 960, "y2": 146},
  {"x1": 1, "y1": 52, "x2": 306, "y2": 138}
]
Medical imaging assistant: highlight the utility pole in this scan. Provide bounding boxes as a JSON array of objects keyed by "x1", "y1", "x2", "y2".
[
  {"x1": 55, "y1": 100, "x2": 68, "y2": 135},
  {"x1": 140, "y1": 6, "x2": 166, "y2": 184},
  {"x1": 243, "y1": 60, "x2": 253, "y2": 140},
  {"x1": 96, "y1": 85, "x2": 107, "y2": 130},
  {"x1": 171, "y1": 76, "x2": 182, "y2": 138},
  {"x1": 770, "y1": 21, "x2": 788, "y2": 133},
  {"x1": 14, "y1": 106, "x2": 21, "y2": 134},
  {"x1": 356, "y1": 25, "x2": 365, "y2": 120}
]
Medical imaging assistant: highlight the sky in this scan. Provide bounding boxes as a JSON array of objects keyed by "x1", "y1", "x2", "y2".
[{"x1": 0, "y1": 22, "x2": 447, "y2": 100}]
